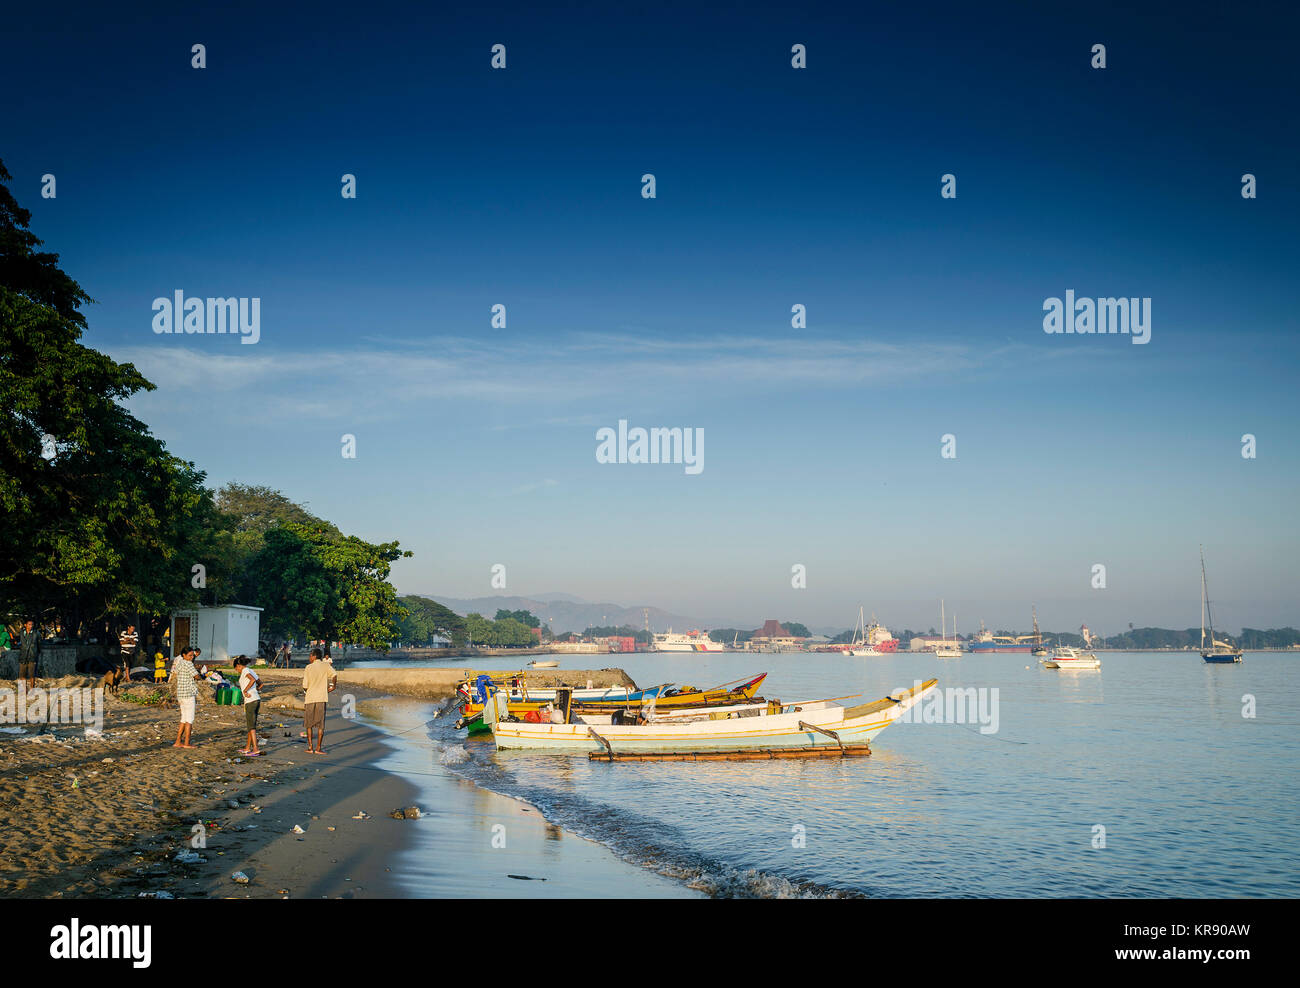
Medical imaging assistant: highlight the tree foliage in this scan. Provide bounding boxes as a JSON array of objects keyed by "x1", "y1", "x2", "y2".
[
  {"x1": 465, "y1": 612, "x2": 536, "y2": 646},
  {"x1": 0, "y1": 161, "x2": 413, "y2": 647},
  {"x1": 241, "y1": 523, "x2": 410, "y2": 648},
  {"x1": 0, "y1": 158, "x2": 230, "y2": 629},
  {"x1": 494, "y1": 607, "x2": 541, "y2": 628},
  {"x1": 397, "y1": 595, "x2": 466, "y2": 646}
]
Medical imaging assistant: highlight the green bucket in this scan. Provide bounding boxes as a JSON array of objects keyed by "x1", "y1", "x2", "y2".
[{"x1": 214, "y1": 684, "x2": 243, "y2": 706}]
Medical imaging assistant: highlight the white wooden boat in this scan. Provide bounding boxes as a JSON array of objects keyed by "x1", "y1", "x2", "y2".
[
  {"x1": 485, "y1": 679, "x2": 938, "y2": 758},
  {"x1": 528, "y1": 660, "x2": 560, "y2": 668},
  {"x1": 1041, "y1": 646, "x2": 1100, "y2": 670}
]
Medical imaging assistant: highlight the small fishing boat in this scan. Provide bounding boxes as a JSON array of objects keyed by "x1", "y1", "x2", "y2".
[
  {"x1": 485, "y1": 679, "x2": 938, "y2": 759},
  {"x1": 528, "y1": 659, "x2": 559, "y2": 668},
  {"x1": 465, "y1": 673, "x2": 658, "y2": 703},
  {"x1": 1200, "y1": 547, "x2": 1243, "y2": 663},
  {"x1": 456, "y1": 673, "x2": 770, "y2": 733},
  {"x1": 1041, "y1": 646, "x2": 1100, "y2": 670}
]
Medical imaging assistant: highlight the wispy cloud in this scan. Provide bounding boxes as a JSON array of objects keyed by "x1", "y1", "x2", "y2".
[
  {"x1": 107, "y1": 332, "x2": 1066, "y2": 426},
  {"x1": 504, "y1": 478, "x2": 560, "y2": 496}
]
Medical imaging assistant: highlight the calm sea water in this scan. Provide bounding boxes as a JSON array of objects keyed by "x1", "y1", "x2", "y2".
[{"x1": 357, "y1": 651, "x2": 1299, "y2": 897}]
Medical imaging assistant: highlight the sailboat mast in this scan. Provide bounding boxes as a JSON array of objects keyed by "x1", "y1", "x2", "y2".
[{"x1": 1200, "y1": 546, "x2": 1212, "y2": 648}]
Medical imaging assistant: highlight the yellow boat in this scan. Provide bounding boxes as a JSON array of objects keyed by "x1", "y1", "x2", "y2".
[{"x1": 458, "y1": 672, "x2": 768, "y2": 725}]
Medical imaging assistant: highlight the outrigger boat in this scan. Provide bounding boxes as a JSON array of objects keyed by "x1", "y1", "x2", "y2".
[
  {"x1": 456, "y1": 673, "x2": 769, "y2": 735},
  {"x1": 484, "y1": 678, "x2": 938, "y2": 760}
]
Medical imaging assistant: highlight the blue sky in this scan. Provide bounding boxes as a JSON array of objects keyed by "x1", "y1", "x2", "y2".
[{"x1": 5, "y1": 0, "x2": 1298, "y2": 633}]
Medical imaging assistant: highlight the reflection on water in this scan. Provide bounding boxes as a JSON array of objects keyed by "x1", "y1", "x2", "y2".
[
  {"x1": 404, "y1": 651, "x2": 1299, "y2": 897},
  {"x1": 360, "y1": 697, "x2": 696, "y2": 898}
]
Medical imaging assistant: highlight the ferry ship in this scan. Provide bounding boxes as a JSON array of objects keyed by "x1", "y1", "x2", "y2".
[{"x1": 652, "y1": 629, "x2": 727, "y2": 652}]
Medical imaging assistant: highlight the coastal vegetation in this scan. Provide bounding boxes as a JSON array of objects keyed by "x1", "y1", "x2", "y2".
[
  {"x1": 465, "y1": 611, "x2": 538, "y2": 647},
  {"x1": 396, "y1": 595, "x2": 467, "y2": 646},
  {"x1": 0, "y1": 160, "x2": 410, "y2": 650}
]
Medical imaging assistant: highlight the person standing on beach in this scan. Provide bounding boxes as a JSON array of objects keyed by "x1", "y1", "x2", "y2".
[
  {"x1": 118, "y1": 624, "x2": 139, "y2": 677},
  {"x1": 302, "y1": 647, "x2": 336, "y2": 754},
  {"x1": 233, "y1": 655, "x2": 263, "y2": 756},
  {"x1": 18, "y1": 619, "x2": 40, "y2": 689},
  {"x1": 169, "y1": 646, "x2": 205, "y2": 748}
]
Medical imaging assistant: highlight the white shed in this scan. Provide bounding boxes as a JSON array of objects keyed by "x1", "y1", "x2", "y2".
[{"x1": 170, "y1": 605, "x2": 263, "y2": 664}]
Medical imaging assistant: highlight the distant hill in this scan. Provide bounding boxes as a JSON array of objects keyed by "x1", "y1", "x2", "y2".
[{"x1": 420, "y1": 594, "x2": 709, "y2": 636}]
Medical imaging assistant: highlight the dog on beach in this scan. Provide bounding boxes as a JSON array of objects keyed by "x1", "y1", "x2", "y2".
[{"x1": 101, "y1": 665, "x2": 128, "y2": 696}]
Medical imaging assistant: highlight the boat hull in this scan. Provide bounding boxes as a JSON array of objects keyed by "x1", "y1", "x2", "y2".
[
  {"x1": 968, "y1": 643, "x2": 1034, "y2": 653},
  {"x1": 652, "y1": 642, "x2": 727, "y2": 651},
  {"x1": 1202, "y1": 652, "x2": 1243, "y2": 664},
  {"x1": 489, "y1": 680, "x2": 937, "y2": 755}
]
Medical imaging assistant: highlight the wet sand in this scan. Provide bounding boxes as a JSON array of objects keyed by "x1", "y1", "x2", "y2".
[{"x1": 363, "y1": 696, "x2": 697, "y2": 897}]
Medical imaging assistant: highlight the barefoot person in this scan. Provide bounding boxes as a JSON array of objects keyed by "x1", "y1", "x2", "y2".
[
  {"x1": 302, "y1": 647, "x2": 336, "y2": 754},
  {"x1": 168, "y1": 646, "x2": 204, "y2": 748},
  {"x1": 234, "y1": 655, "x2": 262, "y2": 756}
]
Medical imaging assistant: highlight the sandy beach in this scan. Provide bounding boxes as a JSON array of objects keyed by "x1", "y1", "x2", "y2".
[{"x1": 0, "y1": 666, "x2": 689, "y2": 898}]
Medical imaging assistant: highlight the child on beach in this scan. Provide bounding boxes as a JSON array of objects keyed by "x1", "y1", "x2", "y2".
[
  {"x1": 234, "y1": 655, "x2": 262, "y2": 756},
  {"x1": 168, "y1": 646, "x2": 205, "y2": 748}
]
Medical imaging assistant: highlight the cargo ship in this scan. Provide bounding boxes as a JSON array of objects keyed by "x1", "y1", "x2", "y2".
[
  {"x1": 836, "y1": 607, "x2": 899, "y2": 656},
  {"x1": 652, "y1": 629, "x2": 727, "y2": 652},
  {"x1": 965, "y1": 617, "x2": 1039, "y2": 654}
]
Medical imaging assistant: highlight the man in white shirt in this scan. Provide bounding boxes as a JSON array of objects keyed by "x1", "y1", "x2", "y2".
[{"x1": 302, "y1": 648, "x2": 337, "y2": 754}]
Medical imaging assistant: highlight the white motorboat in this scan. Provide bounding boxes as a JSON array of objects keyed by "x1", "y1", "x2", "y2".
[{"x1": 1041, "y1": 646, "x2": 1100, "y2": 670}]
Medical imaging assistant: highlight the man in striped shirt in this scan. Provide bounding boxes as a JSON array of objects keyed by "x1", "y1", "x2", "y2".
[
  {"x1": 168, "y1": 646, "x2": 205, "y2": 748},
  {"x1": 118, "y1": 625, "x2": 139, "y2": 677}
]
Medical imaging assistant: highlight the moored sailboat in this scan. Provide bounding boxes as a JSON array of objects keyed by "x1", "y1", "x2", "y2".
[
  {"x1": 1200, "y1": 547, "x2": 1243, "y2": 663},
  {"x1": 935, "y1": 600, "x2": 962, "y2": 658}
]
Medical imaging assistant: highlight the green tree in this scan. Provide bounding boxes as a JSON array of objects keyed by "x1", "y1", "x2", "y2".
[
  {"x1": 242, "y1": 524, "x2": 410, "y2": 648},
  {"x1": 494, "y1": 608, "x2": 540, "y2": 628},
  {"x1": 397, "y1": 595, "x2": 466, "y2": 646},
  {"x1": 0, "y1": 158, "x2": 229, "y2": 633}
]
